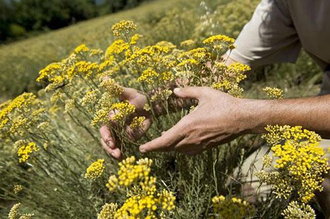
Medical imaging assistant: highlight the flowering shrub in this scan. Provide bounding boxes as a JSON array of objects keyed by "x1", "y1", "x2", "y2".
[
  {"x1": 0, "y1": 19, "x2": 328, "y2": 218},
  {"x1": 100, "y1": 156, "x2": 175, "y2": 218}
]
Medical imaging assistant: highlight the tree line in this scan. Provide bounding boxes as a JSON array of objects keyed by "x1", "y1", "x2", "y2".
[{"x1": 0, "y1": 0, "x2": 149, "y2": 43}]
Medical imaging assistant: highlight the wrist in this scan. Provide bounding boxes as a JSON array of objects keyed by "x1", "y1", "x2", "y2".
[{"x1": 238, "y1": 99, "x2": 274, "y2": 134}]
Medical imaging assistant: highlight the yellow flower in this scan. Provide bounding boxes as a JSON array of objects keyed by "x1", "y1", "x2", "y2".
[
  {"x1": 150, "y1": 89, "x2": 172, "y2": 102},
  {"x1": 211, "y1": 195, "x2": 255, "y2": 219},
  {"x1": 99, "y1": 79, "x2": 123, "y2": 97},
  {"x1": 130, "y1": 116, "x2": 146, "y2": 129},
  {"x1": 282, "y1": 201, "x2": 315, "y2": 219},
  {"x1": 105, "y1": 39, "x2": 130, "y2": 58},
  {"x1": 203, "y1": 35, "x2": 235, "y2": 46},
  {"x1": 110, "y1": 101, "x2": 136, "y2": 123},
  {"x1": 89, "y1": 49, "x2": 103, "y2": 56},
  {"x1": 261, "y1": 125, "x2": 329, "y2": 203},
  {"x1": 36, "y1": 63, "x2": 62, "y2": 82},
  {"x1": 17, "y1": 142, "x2": 39, "y2": 163},
  {"x1": 111, "y1": 20, "x2": 137, "y2": 37},
  {"x1": 130, "y1": 34, "x2": 142, "y2": 45},
  {"x1": 97, "y1": 203, "x2": 118, "y2": 219},
  {"x1": 106, "y1": 175, "x2": 119, "y2": 192},
  {"x1": 73, "y1": 61, "x2": 99, "y2": 79},
  {"x1": 137, "y1": 68, "x2": 159, "y2": 84},
  {"x1": 8, "y1": 203, "x2": 21, "y2": 219},
  {"x1": 13, "y1": 184, "x2": 23, "y2": 194},
  {"x1": 157, "y1": 190, "x2": 176, "y2": 211},
  {"x1": 180, "y1": 39, "x2": 195, "y2": 47},
  {"x1": 74, "y1": 44, "x2": 89, "y2": 54},
  {"x1": 81, "y1": 90, "x2": 99, "y2": 107},
  {"x1": 263, "y1": 87, "x2": 283, "y2": 99},
  {"x1": 85, "y1": 159, "x2": 105, "y2": 180}
]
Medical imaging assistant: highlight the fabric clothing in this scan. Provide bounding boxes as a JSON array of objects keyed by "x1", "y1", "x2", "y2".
[
  {"x1": 229, "y1": 0, "x2": 330, "y2": 70},
  {"x1": 229, "y1": 0, "x2": 330, "y2": 196}
]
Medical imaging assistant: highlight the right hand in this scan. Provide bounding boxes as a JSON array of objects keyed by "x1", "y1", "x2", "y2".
[{"x1": 99, "y1": 87, "x2": 151, "y2": 160}]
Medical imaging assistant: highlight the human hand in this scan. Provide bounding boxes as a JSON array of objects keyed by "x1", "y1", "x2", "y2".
[
  {"x1": 139, "y1": 87, "x2": 251, "y2": 155},
  {"x1": 100, "y1": 87, "x2": 151, "y2": 160}
]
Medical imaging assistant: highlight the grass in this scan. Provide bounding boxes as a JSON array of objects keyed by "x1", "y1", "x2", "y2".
[{"x1": 0, "y1": 0, "x2": 191, "y2": 99}]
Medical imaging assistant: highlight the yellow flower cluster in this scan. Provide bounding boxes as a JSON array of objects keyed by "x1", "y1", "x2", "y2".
[
  {"x1": 36, "y1": 63, "x2": 62, "y2": 82},
  {"x1": 260, "y1": 125, "x2": 329, "y2": 203},
  {"x1": 8, "y1": 203, "x2": 34, "y2": 219},
  {"x1": 203, "y1": 35, "x2": 235, "y2": 49},
  {"x1": 157, "y1": 190, "x2": 176, "y2": 211},
  {"x1": 150, "y1": 89, "x2": 173, "y2": 103},
  {"x1": 97, "y1": 203, "x2": 118, "y2": 219},
  {"x1": 74, "y1": 61, "x2": 99, "y2": 78},
  {"x1": 111, "y1": 20, "x2": 137, "y2": 37},
  {"x1": 74, "y1": 44, "x2": 89, "y2": 54},
  {"x1": 85, "y1": 159, "x2": 105, "y2": 180},
  {"x1": 180, "y1": 39, "x2": 195, "y2": 47},
  {"x1": 105, "y1": 39, "x2": 130, "y2": 59},
  {"x1": 263, "y1": 87, "x2": 283, "y2": 99},
  {"x1": 99, "y1": 79, "x2": 123, "y2": 97},
  {"x1": 13, "y1": 184, "x2": 23, "y2": 194},
  {"x1": 81, "y1": 90, "x2": 98, "y2": 107},
  {"x1": 108, "y1": 156, "x2": 152, "y2": 188},
  {"x1": 178, "y1": 47, "x2": 209, "y2": 62},
  {"x1": 281, "y1": 201, "x2": 315, "y2": 219},
  {"x1": 109, "y1": 101, "x2": 136, "y2": 123},
  {"x1": 130, "y1": 34, "x2": 142, "y2": 45},
  {"x1": 17, "y1": 142, "x2": 39, "y2": 163},
  {"x1": 211, "y1": 195, "x2": 255, "y2": 219},
  {"x1": 115, "y1": 195, "x2": 157, "y2": 218},
  {"x1": 211, "y1": 62, "x2": 250, "y2": 97},
  {"x1": 9, "y1": 203, "x2": 21, "y2": 219},
  {"x1": 137, "y1": 68, "x2": 159, "y2": 84},
  {"x1": 102, "y1": 157, "x2": 175, "y2": 218},
  {"x1": 130, "y1": 116, "x2": 146, "y2": 129},
  {"x1": 0, "y1": 93, "x2": 36, "y2": 129}
]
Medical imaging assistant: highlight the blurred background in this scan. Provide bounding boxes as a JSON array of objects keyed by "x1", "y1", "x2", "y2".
[{"x1": 0, "y1": 0, "x2": 324, "y2": 101}]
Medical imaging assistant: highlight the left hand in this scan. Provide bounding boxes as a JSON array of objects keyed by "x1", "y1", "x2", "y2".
[{"x1": 139, "y1": 87, "x2": 251, "y2": 155}]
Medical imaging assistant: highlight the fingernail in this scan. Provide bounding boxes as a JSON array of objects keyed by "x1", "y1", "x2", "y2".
[
  {"x1": 173, "y1": 88, "x2": 180, "y2": 94},
  {"x1": 140, "y1": 146, "x2": 146, "y2": 153},
  {"x1": 110, "y1": 152, "x2": 115, "y2": 157},
  {"x1": 105, "y1": 138, "x2": 113, "y2": 147}
]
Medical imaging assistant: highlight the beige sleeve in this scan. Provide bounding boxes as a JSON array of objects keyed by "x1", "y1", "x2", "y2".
[{"x1": 228, "y1": 0, "x2": 301, "y2": 68}]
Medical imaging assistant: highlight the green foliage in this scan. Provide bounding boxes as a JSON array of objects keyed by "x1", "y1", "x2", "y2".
[{"x1": 0, "y1": 0, "x2": 153, "y2": 44}]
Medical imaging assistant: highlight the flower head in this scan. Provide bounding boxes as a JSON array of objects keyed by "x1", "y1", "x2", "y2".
[
  {"x1": 85, "y1": 159, "x2": 105, "y2": 180},
  {"x1": 112, "y1": 20, "x2": 137, "y2": 37},
  {"x1": 17, "y1": 142, "x2": 39, "y2": 163}
]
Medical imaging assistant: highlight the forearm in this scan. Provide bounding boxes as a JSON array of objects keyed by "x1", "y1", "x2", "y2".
[{"x1": 243, "y1": 95, "x2": 330, "y2": 138}]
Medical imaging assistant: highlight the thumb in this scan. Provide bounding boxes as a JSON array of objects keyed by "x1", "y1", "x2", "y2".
[
  {"x1": 120, "y1": 87, "x2": 138, "y2": 100},
  {"x1": 173, "y1": 87, "x2": 205, "y2": 99}
]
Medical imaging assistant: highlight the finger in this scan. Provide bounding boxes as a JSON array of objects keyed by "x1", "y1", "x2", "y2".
[
  {"x1": 139, "y1": 120, "x2": 186, "y2": 153},
  {"x1": 100, "y1": 138, "x2": 122, "y2": 160},
  {"x1": 120, "y1": 87, "x2": 138, "y2": 101},
  {"x1": 99, "y1": 125, "x2": 116, "y2": 149},
  {"x1": 120, "y1": 87, "x2": 148, "y2": 111},
  {"x1": 173, "y1": 87, "x2": 206, "y2": 99}
]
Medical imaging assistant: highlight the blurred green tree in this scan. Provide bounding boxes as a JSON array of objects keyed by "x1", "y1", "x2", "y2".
[{"x1": 0, "y1": 0, "x2": 151, "y2": 43}]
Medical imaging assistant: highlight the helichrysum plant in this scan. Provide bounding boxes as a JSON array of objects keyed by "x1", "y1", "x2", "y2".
[{"x1": 0, "y1": 19, "x2": 328, "y2": 219}]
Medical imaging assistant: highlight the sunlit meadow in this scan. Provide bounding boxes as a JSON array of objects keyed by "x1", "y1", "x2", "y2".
[{"x1": 1, "y1": 0, "x2": 329, "y2": 218}]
